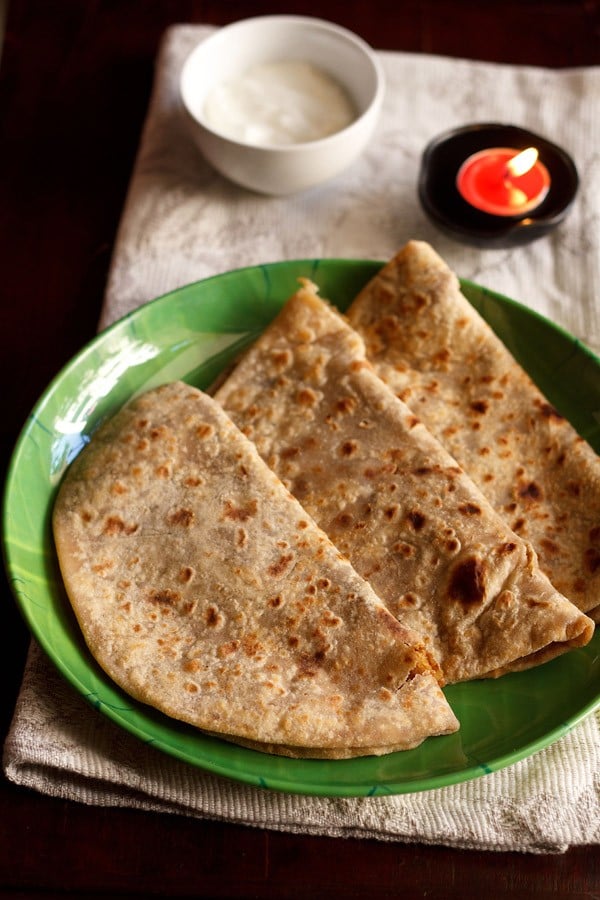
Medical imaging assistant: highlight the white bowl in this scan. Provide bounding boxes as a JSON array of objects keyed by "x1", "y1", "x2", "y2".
[{"x1": 179, "y1": 16, "x2": 385, "y2": 195}]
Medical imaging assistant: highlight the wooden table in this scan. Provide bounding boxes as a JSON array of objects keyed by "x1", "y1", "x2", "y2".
[{"x1": 1, "y1": 2, "x2": 599, "y2": 896}]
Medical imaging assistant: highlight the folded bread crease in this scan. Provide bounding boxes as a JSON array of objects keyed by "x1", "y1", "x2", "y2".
[
  {"x1": 52, "y1": 382, "x2": 458, "y2": 757},
  {"x1": 215, "y1": 282, "x2": 593, "y2": 683}
]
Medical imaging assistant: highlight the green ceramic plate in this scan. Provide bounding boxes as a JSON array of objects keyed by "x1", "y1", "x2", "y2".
[{"x1": 4, "y1": 259, "x2": 600, "y2": 797}]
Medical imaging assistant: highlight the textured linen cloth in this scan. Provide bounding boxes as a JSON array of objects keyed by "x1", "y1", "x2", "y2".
[{"x1": 4, "y1": 25, "x2": 600, "y2": 854}]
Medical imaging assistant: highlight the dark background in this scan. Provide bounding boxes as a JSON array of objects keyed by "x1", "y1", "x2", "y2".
[{"x1": 1, "y1": 2, "x2": 599, "y2": 897}]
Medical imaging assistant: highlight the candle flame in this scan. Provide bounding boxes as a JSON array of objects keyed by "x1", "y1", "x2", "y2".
[{"x1": 506, "y1": 147, "x2": 539, "y2": 178}]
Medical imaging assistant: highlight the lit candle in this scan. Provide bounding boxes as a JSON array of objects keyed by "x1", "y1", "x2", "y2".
[{"x1": 456, "y1": 146, "x2": 551, "y2": 217}]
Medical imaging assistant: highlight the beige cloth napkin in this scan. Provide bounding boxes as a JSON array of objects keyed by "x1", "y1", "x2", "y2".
[{"x1": 4, "y1": 25, "x2": 600, "y2": 853}]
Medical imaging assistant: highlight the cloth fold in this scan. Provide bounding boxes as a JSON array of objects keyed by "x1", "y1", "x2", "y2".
[{"x1": 4, "y1": 24, "x2": 600, "y2": 853}]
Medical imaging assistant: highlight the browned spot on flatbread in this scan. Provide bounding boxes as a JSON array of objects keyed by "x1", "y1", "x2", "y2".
[
  {"x1": 148, "y1": 588, "x2": 181, "y2": 606},
  {"x1": 392, "y1": 541, "x2": 415, "y2": 557},
  {"x1": 206, "y1": 605, "x2": 224, "y2": 627},
  {"x1": 183, "y1": 659, "x2": 201, "y2": 673},
  {"x1": 539, "y1": 402, "x2": 565, "y2": 421},
  {"x1": 434, "y1": 348, "x2": 451, "y2": 365},
  {"x1": 519, "y1": 481, "x2": 542, "y2": 501},
  {"x1": 448, "y1": 557, "x2": 486, "y2": 605},
  {"x1": 168, "y1": 508, "x2": 195, "y2": 527},
  {"x1": 336, "y1": 396, "x2": 357, "y2": 414},
  {"x1": 340, "y1": 440, "x2": 359, "y2": 457},
  {"x1": 296, "y1": 655, "x2": 318, "y2": 678},
  {"x1": 470, "y1": 400, "x2": 488, "y2": 414},
  {"x1": 103, "y1": 516, "x2": 138, "y2": 536},
  {"x1": 375, "y1": 314, "x2": 401, "y2": 336},
  {"x1": 406, "y1": 511, "x2": 426, "y2": 531},
  {"x1": 267, "y1": 553, "x2": 294, "y2": 577},
  {"x1": 334, "y1": 512, "x2": 353, "y2": 528},
  {"x1": 297, "y1": 388, "x2": 318, "y2": 406},
  {"x1": 458, "y1": 503, "x2": 481, "y2": 516},
  {"x1": 414, "y1": 465, "x2": 432, "y2": 476},
  {"x1": 271, "y1": 349, "x2": 293, "y2": 368},
  {"x1": 223, "y1": 499, "x2": 259, "y2": 521},
  {"x1": 217, "y1": 640, "x2": 240, "y2": 658},
  {"x1": 242, "y1": 634, "x2": 262, "y2": 657},
  {"x1": 179, "y1": 566, "x2": 195, "y2": 583}
]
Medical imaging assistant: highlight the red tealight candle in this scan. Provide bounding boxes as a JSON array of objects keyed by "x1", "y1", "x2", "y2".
[{"x1": 456, "y1": 146, "x2": 551, "y2": 217}]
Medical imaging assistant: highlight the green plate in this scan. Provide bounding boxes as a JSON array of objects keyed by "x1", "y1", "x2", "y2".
[{"x1": 4, "y1": 259, "x2": 600, "y2": 797}]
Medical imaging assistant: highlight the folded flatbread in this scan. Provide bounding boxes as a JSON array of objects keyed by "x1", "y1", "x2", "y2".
[
  {"x1": 346, "y1": 240, "x2": 600, "y2": 621},
  {"x1": 52, "y1": 382, "x2": 458, "y2": 758},
  {"x1": 215, "y1": 283, "x2": 593, "y2": 683}
]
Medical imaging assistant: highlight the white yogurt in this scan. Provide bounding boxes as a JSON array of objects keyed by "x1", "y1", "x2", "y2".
[{"x1": 203, "y1": 60, "x2": 357, "y2": 146}]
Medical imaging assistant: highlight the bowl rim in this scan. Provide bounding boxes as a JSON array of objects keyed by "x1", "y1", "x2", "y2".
[{"x1": 179, "y1": 15, "x2": 385, "y2": 153}]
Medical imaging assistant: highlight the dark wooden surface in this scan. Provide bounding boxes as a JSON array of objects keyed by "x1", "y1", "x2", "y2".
[{"x1": 1, "y1": 2, "x2": 599, "y2": 897}]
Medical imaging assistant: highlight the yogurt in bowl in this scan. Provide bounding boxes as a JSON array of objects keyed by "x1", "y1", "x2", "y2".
[
  {"x1": 179, "y1": 16, "x2": 385, "y2": 194},
  {"x1": 203, "y1": 60, "x2": 357, "y2": 146}
]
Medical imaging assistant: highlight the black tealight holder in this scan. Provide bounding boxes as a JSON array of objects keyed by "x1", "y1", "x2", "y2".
[{"x1": 418, "y1": 123, "x2": 579, "y2": 248}]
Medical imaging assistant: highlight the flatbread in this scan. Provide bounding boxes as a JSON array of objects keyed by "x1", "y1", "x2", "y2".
[
  {"x1": 346, "y1": 240, "x2": 600, "y2": 621},
  {"x1": 52, "y1": 381, "x2": 458, "y2": 757},
  {"x1": 215, "y1": 282, "x2": 593, "y2": 683}
]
